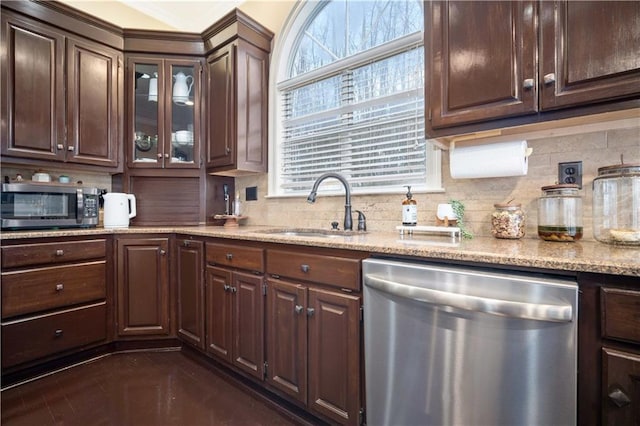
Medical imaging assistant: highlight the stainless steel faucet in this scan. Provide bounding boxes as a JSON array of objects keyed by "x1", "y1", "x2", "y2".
[{"x1": 307, "y1": 172, "x2": 353, "y2": 231}]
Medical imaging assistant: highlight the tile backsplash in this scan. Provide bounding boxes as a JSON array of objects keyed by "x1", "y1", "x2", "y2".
[{"x1": 238, "y1": 125, "x2": 640, "y2": 240}]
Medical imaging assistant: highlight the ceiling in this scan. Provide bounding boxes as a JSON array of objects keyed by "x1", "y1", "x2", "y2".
[{"x1": 60, "y1": 1, "x2": 246, "y2": 33}]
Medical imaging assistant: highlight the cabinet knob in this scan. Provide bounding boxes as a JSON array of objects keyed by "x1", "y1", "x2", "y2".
[
  {"x1": 608, "y1": 387, "x2": 631, "y2": 408},
  {"x1": 160, "y1": 249, "x2": 166, "y2": 255},
  {"x1": 300, "y1": 264, "x2": 310, "y2": 273},
  {"x1": 295, "y1": 305, "x2": 304, "y2": 314},
  {"x1": 55, "y1": 284, "x2": 64, "y2": 292},
  {"x1": 223, "y1": 284, "x2": 231, "y2": 292},
  {"x1": 157, "y1": 153, "x2": 163, "y2": 159},
  {"x1": 57, "y1": 143, "x2": 64, "y2": 150},
  {"x1": 226, "y1": 253, "x2": 233, "y2": 261},
  {"x1": 54, "y1": 329, "x2": 63, "y2": 337},
  {"x1": 67, "y1": 146, "x2": 74, "y2": 152},
  {"x1": 307, "y1": 307, "x2": 315, "y2": 317},
  {"x1": 55, "y1": 249, "x2": 64, "y2": 256},
  {"x1": 543, "y1": 73, "x2": 556, "y2": 85},
  {"x1": 523, "y1": 78, "x2": 534, "y2": 89},
  {"x1": 231, "y1": 286, "x2": 237, "y2": 293},
  {"x1": 225, "y1": 147, "x2": 231, "y2": 154},
  {"x1": 183, "y1": 240, "x2": 190, "y2": 247},
  {"x1": 164, "y1": 153, "x2": 169, "y2": 158}
]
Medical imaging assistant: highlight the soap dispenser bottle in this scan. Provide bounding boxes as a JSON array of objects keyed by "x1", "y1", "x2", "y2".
[{"x1": 402, "y1": 186, "x2": 418, "y2": 226}]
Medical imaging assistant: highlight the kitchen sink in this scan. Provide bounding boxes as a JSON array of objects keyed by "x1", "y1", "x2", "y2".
[{"x1": 255, "y1": 228, "x2": 364, "y2": 238}]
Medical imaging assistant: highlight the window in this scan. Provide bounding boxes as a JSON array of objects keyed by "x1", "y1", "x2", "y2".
[{"x1": 269, "y1": 0, "x2": 441, "y2": 197}]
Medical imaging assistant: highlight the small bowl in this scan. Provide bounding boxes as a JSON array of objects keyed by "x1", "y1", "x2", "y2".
[
  {"x1": 58, "y1": 175, "x2": 71, "y2": 183},
  {"x1": 175, "y1": 130, "x2": 193, "y2": 143}
]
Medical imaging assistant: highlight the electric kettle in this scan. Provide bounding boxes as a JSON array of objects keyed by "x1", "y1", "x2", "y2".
[{"x1": 103, "y1": 193, "x2": 136, "y2": 228}]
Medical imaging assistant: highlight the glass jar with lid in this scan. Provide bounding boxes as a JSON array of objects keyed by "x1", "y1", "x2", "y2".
[
  {"x1": 592, "y1": 162, "x2": 640, "y2": 245},
  {"x1": 537, "y1": 184, "x2": 583, "y2": 242},
  {"x1": 491, "y1": 203, "x2": 525, "y2": 239}
]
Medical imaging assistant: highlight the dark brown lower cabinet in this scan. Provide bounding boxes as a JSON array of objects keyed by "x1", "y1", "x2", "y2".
[
  {"x1": 266, "y1": 278, "x2": 361, "y2": 426},
  {"x1": 578, "y1": 273, "x2": 640, "y2": 426},
  {"x1": 205, "y1": 265, "x2": 264, "y2": 380},
  {"x1": 176, "y1": 238, "x2": 205, "y2": 349},
  {"x1": 116, "y1": 237, "x2": 170, "y2": 337}
]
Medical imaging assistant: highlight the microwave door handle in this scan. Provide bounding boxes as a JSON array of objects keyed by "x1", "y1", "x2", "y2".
[
  {"x1": 76, "y1": 188, "x2": 84, "y2": 223},
  {"x1": 364, "y1": 274, "x2": 573, "y2": 323}
]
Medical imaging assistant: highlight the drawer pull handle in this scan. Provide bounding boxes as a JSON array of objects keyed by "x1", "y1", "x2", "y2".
[
  {"x1": 226, "y1": 253, "x2": 233, "y2": 261},
  {"x1": 231, "y1": 287, "x2": 237, "y2": 293},
  {"x1": 54, "y1": 329, "x2": 63, "y2": 337},
  {"x1": 307, "y1": 307, "x2": 315, "y2": 317},
  {"x1": 543, "y1": 73, "x2": 556, "y2": 85},
  {"x1": 295, "y1": 305, "x2": 304, "y2": 314},
  {"x1": 300, "y1": 264, "x2": 310, "y2": 273},
  {"x1": 183, "y1": 240, "x2": 190, "y2": 247},
  {"x1": 523, "y1": 78, "x2": 534, "y2": 89},
  {"x1": 55, "y1": 284, "x2": 64, "y2": 291},
  {"x1": 55, "y1": 249, "x2": 64, "y2": 256},
  {"x1": 608, "y1": 387, "x2": 631, "y2": 408}
]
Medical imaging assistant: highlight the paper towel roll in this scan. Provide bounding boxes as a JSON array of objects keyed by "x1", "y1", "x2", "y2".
[{"x1": 450, "y1": 140, "x2": 530, "y2": 179}]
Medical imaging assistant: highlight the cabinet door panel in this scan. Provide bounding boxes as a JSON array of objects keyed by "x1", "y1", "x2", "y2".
[
  {"x1": 117, "y1": 238, "x2": 170, "y2": 336},
  {"x1": 266, "y1": 279, "x2": 307, "y2": 403},
  {"x1": 176, "y1": 240, "x2": 204, "y2": 348},
  {"x1": 1, "y1": 12, "x2": 64, "y2": 160},
  {"x1": 233, "y1": 271, "x2": 264, "y2": 379},
  {"x1": 602, "y1": 348, "x2": 640, "y2": 425},
  {"x1": 66, "y1": 37, "x2": 120, "y2": 167},
  {"x1": 308, "y1": 288, "x2": 360, "y2": 425},
  {"x1": 427, "y1": 1, "x2": 536, "y2": 128},
  {"x1": 205, "y1": 44, "x2": 234, "y2": 168},
  {"x1": 205, "y1": 266, "x2": 233, "y2": 361},
  {"x1": 540, "y1": 1, "x2": 640, "y2": 109},
  {"x1": 235, "y1": 41, "x2": 268, "y2": 172}
]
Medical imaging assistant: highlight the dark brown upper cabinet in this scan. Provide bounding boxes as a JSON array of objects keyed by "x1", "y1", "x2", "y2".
[
  {"x1": 426, "y1": 1, "x2": 640, "y2": 137},
  {"x1": 204, "y1": 10, "x2": 273, "y2": 176},
  {"x1": 1, "y1": 10, "x2": 122, "y2": 169},
  {"x1": 126, "y1": 56, "x2": 202, "y2": 170}
]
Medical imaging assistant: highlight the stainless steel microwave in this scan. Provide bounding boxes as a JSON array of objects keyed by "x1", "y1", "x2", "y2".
[{"x1": 1, "y1": 182, "x2": 99, "y2": 230}]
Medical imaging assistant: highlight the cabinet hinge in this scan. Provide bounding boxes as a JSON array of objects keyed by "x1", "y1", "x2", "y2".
[
  {"x1": 359, "y1": 408, "x2": 365, "y2": 426},
  {"x1": 263, "y1": 361, "x2": 268, "y2": 378},
  {"x1": 428, "y1": 108, "x2": 432, "y2": 121},
  {"x1": 262, "y1": 283, "x2": 267, "y2": 296},
  {"x1": 360, "y1": 306, "x2": 364, "y2": 323}
]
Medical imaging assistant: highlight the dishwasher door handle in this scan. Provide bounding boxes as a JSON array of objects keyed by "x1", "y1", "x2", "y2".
[{"x1": 364, "y1": 274, "x2": 573, "y2": 322}]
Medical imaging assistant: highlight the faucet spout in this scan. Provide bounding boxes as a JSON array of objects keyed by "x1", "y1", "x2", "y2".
[{"x1": 307, "y1": 172, "x2": 352, "y2": 231}]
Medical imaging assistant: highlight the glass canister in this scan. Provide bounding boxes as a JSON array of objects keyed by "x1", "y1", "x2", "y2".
[
  {"x1": 592, "y1": 162, "x2": 640, "y2": 245},
  {"x1": 491, "y1": 203, "x2": 525, "y2": 239},
  {"x1": 537, "y1": 184, "x2": 583, "y2": 242}
]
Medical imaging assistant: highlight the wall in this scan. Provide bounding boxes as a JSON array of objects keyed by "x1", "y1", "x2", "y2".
[{"x1": 237, "y1": 125, "x2": 640, "y2": 240}]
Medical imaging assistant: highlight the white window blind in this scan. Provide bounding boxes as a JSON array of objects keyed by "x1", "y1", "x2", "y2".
[{"x1": 272, "y1": 0, "x2": 436, "y2": 196}]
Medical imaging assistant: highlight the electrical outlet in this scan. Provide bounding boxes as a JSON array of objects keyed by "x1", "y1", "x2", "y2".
[{"x1": 558, "y1": 161, "x2": 582, "y2": 188}]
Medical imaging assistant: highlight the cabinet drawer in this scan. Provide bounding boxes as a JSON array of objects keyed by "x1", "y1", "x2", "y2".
[
  {"x1": 1, "y1": 302, "x2": 107, "y2": 368},
  {"x1": 1, "y1": 239, "x2": 106, "y2": 268},
  {"x1": 267, "y1": 249, "x2": 361, "y2": 291},
  {"x1": 601, "y1": 288, "x2": 640, "y2": 344},
  {"x1": 206, "y1": 242, "x2": 264, "y2": 273},
  {"x1": 2, "y1": 261, "x2": 106, "y2": 319}
]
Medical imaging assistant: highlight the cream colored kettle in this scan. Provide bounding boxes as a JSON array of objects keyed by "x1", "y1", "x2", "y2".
[{"x1": 103, "y1": 193, "x2": 136, "y2": 228}]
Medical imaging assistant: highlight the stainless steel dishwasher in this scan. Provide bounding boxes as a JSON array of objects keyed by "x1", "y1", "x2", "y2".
[{"x1": 363, "y1": 258, "x2": 578, "y2": 426}]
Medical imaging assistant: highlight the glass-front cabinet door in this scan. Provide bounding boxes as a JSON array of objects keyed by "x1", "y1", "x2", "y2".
[{"x1": 128, "y1": 57, "x2": 201, "y2": 169}]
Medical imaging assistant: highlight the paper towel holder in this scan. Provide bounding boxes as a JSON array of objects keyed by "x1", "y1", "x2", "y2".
[{"x1": 450, "y1": 139, "x2": 534, "y2": 158}]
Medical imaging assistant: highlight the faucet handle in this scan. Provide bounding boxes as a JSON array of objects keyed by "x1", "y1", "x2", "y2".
[
  {"x1": 331, "y1": 221, "x2": 339, "y2": 230},
  {"x1": 355, "y1": 210, "x2": 366, "y2": 231}
]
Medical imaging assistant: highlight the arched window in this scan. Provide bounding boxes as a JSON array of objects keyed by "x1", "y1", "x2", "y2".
[{"x1": 269, "y1": 0, "x2": 441, "y2": 197}]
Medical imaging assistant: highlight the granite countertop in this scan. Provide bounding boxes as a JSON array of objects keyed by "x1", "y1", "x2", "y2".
[{"x1": 2, "y1": 225, "x2": 639, "y2": 277}]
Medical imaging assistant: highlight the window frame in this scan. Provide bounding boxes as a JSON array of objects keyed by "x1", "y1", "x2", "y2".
[{"x1": 267, "y1": 0, "x2": 442, "y2": 198}]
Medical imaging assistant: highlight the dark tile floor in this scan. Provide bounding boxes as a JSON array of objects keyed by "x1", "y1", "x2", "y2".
[{"x1": 1, "y1": 350, "x2": 300, "y2": 426}]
